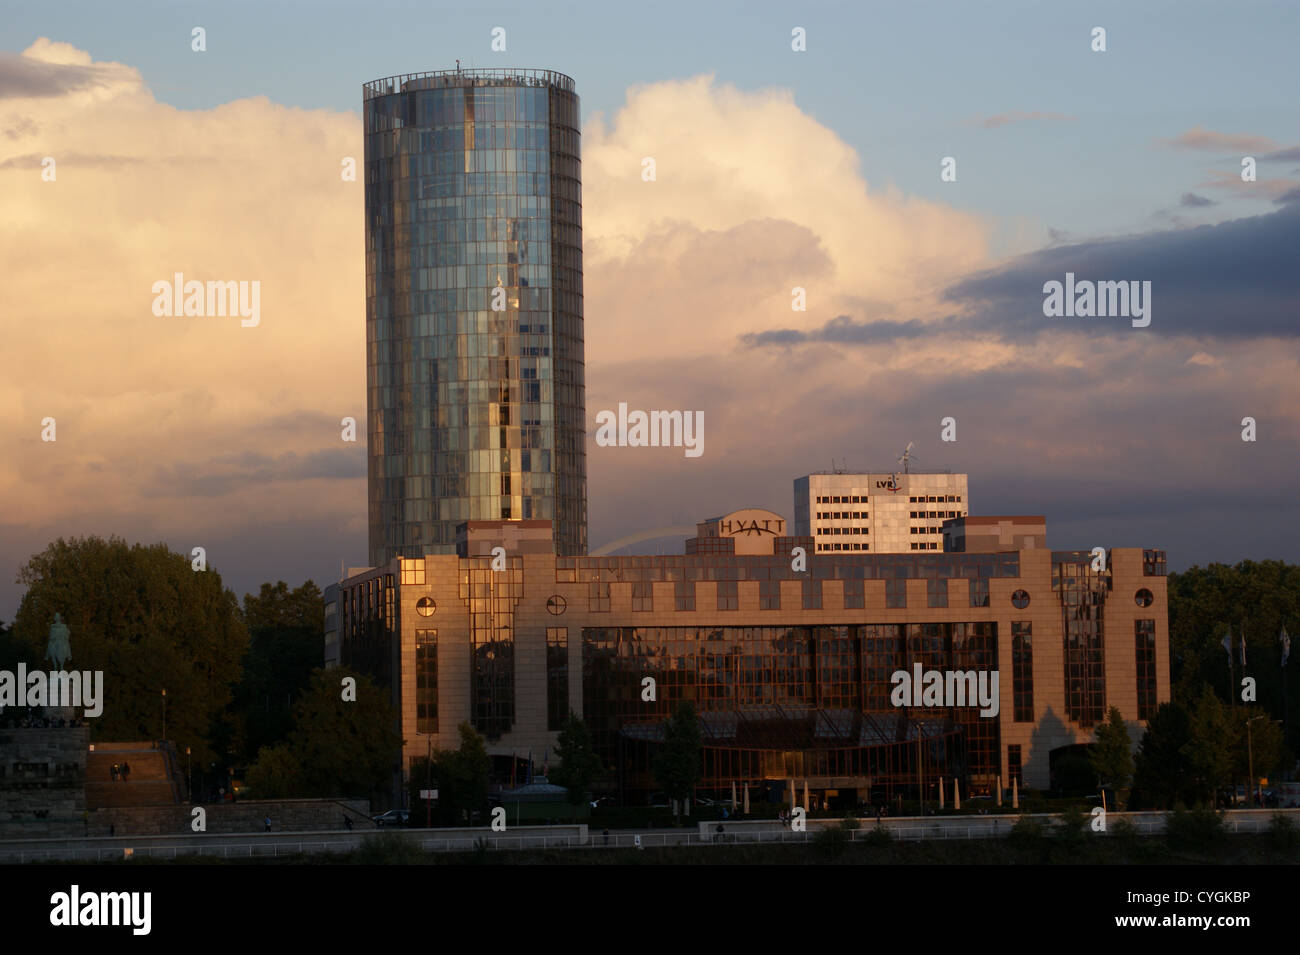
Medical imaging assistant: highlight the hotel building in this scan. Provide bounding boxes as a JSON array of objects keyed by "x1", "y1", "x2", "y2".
[
  {"x1": 794, "y1": 472, "x2": 969, "y2": 553},
  {"x1": 326, "y1": 509, "x2": 1168, "y2": 805}
]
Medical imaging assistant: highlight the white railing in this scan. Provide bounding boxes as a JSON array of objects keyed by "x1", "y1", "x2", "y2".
[{"x1": 1, "y1": 809, "x2": 1294, "y2": 862}]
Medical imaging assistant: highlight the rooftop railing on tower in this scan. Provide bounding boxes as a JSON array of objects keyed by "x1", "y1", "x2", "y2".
[{"x1": 363, "y1": 68, "x2": 576, "y2": 100}]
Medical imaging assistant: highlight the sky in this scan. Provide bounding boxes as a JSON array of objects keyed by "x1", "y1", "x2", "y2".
[{"x1": 2, "y1": 0, "x2": 1298, "y2": 619}]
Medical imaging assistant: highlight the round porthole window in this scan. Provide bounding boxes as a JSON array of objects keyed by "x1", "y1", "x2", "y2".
[
  {"x1": 1011, "y1": 590, "x2": 1030, "y2": 609},
  {"x1": 547, "y1": 595, "x2": 567, "y2": 615},
  {"x1": 1135, "y1": 588, "x2": 1154, "y2": 608},
  {"x1": 416, "y1": 597, "x2": 436, "y2": 617}
]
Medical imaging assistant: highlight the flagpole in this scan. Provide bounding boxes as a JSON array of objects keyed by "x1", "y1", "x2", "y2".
[{"x1": 1282, "y1": 622, "x2": 1291, "y2": 746}]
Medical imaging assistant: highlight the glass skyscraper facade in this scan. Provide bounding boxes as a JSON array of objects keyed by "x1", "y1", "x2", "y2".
[{"x1": 363, "y1": 68, "x2": 587, "y2": 565}]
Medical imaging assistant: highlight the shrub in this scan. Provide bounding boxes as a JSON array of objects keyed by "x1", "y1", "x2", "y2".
[
  {"x1": 1008, "y1": 815, "x2": 1045, "y2": 848},
  {"x1": 1053, "y1": 805, "x2": 1089, "y2": 842},
  {"x1": 1267, "y1": 813, "x2": 1299, "y2": 852},
  {"x1": 814, "y1": 824, "x2": 850, "y2": 860},
  {"x1": 352, "y1": 830, "x2": 425, "y2": 865},
  {"x1": 864, "y1": 824, "x2": 893, "y2": 847},
  {"x1": 1164, "y1": 807, "x2": 1225, "y2": 850},
  {"x1": 1110, "y1": 816, "x2": 1140, "y2": 843}
]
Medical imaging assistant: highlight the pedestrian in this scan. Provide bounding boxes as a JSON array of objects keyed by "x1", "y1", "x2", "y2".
[
  {"x1": 122, "y1": 761, "x2": 131, "y2": 781},
  {"x1": 264, "y1": 816, "x2": 272, "y2": 832},
  {"x1": 109, "y1": 823, "x2": 115, "y2": 836},
  {"x1": 111, "y1": 763, "x2": 119, "y2": 782},
  {"x1": 603, "y1": 828, "x2": 610, "y2": 846},
  {"x1": 343, "y1": 814, "x2": 353, "y2": 831}
]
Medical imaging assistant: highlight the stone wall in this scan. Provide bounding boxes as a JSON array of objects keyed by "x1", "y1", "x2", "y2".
[
  {"x1": 90, "y1": 798, "x2": 373, "y2": 836},
  {"x1": 0, "y1": 725, "x2": 88, "y2": 824}
]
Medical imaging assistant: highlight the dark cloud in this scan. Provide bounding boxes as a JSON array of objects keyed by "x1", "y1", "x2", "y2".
[
  {"x1": 1263, "y1": 146, "x2": 1300, "y2": 162},
  {"x1": 1180, "y1": 192, "x2": 1215, "y2": 207},
  {"x1": 0, "y1": 52, "x2": 113, "y2": 99},
  {"x1": 946, "y1": 202, "x2": 1300, "y2": 340},
  {"x1": 147, "y1": 448, "x2": 365, "y2": 497},
  {"x1": 740, "y1": 314, "x2": 955, "y2": 348},
  {"x1": 0, "y1": 152, "x2": 147, "y2": 170}
]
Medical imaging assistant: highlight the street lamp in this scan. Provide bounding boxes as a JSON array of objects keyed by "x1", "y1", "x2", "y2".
[
  {"x1": 161, "y1": 688, "x2": 166, "y2": 743},
  {"x1": 186, "y1": 747, "x2": 192, "y2": 802},
  {"x1": 1246, "y1": 715, "x2": 1265, "y2": 808}
]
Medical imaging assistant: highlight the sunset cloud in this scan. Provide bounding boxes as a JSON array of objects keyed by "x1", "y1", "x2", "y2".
[{"x1": 1, "y1": 41, "x2": 1297, "y2": 618}]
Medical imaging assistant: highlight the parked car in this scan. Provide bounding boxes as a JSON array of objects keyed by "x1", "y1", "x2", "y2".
[{"x1": 371, "y1": 809, "x2": 409, "y2": 827}]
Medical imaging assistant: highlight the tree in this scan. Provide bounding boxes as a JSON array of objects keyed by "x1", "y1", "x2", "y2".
[
  {"x1": 652, "y1": 701, "x2": 702, "y2": 817},
  {"x1": 1091, "y1": 706, "x2": 1134, "y2": 800},
  {"x1": 448, "y1": 722, "x2": 491, "y2": 821},
  {"x1": 1167, "y1": 561, "x2": 1300, "y2": 752},
  {"x1": 229, "y1": 580, "x2": 325, "y2": 762},
  {"x1": 0, "y1": 618, "x2": 22, "y2": 673},
  {"x1": 284, "y1": 667, "x2": 402, "y2": 798},
  {"x1": 550, "y1": 712, "x2": 603, "y2": 809},
  {"x1": 1233, "y1": 711, "x2": 1285, "y2": 799},
  {"x1": 1182, "y1": 688, "x2": 1236, "y2": 804},
  {"x1": 245, "y1": 743, "x2": 302, "y2": 799},
  {"x1": 12, "y1": 536, "x2": 247, "y2": 763},
  {"x1": 408, "y1": 723, "x2": 491, "y2": 826},
  {"x1": 1133, "y1": 701, "x2": 1196, "y2": 809}
]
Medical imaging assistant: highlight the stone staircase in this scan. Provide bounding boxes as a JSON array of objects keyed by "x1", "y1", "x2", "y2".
[{"x1": 85, "y1": 742, "x2": 179, "y2": 809}]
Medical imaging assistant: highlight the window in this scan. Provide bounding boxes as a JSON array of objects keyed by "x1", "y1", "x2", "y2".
[
  {"x1": 1007, "y1": 744, "x2": 1023, "y2": 788},
  {"x1": 546, "y1": 594, "x2": 567, "y2": 615},
  {"x1": 927, "y1": 578, "x2": 948, "y2": 608},
  {"x1": 547, "y1": 628, "x2": 568, "y2": 730},
  {"x1": 674, "y1": 580, "x2": 695, "y2": 612},
  {"x1": 401, "y1": 559, "x2": 426, "y2": 585},
  {"x1": 1011, "y1": 589, "x2": 1030, "y2": 609},
  {"x1": 802, "y1": 579, "x2": 822, "y2": 610},
  {"x1": 632, "y1": 581, "x2": 653, "y2": 612},
  {"x1": 886, "y1": 578, "x2": 907, "y2": 608},
  {"x1": 969, "y1": 578, "x2": 989, "y2": 608},
  {"x1": 1135, "y1": 588, "x2": 1153, "y2": 608},
  {"x1": 588, "y1": 581, "x2": 610, "y2": 613},
  {"x1": 416, "y1": 596, "x2": 436, "y2": 617},
  {"x1": 1012, "y1": 623, "x2": 1033, "y2": 722},
  {"x1": 1142, "y1": 550, "x2": 1167, "y2": 576},
  {"x1": 1136, "y1": 620, "x2": 1157, "y2": 719},
  {"x1": 759, "y1": 579, "x2": 781, "y2": 610},
  {"x1": 717, "y1": 580, "x2": 738, "y2": 611},
  {"x1": 842, "y1": 578, "x2": 864, "y2": 610},
  {"x1": 415, "y1": 629, "x2": 438, "y2": 735}
]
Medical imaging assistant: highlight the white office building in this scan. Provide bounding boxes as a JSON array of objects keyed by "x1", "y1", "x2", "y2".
[{"x1": 793, "y1": 471, "x2": 970, "y2": 553}]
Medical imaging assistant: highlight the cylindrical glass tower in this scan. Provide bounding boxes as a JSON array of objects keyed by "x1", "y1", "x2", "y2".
[{"x1": 363, "y1": 68, "x2": 586, "y2": 565}]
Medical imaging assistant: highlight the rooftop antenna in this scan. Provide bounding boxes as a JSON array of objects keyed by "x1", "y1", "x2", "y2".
[
  {"x1": 456, "y1": 59, "x2": 461, "y2": 71},
  {"x1": 897, "y1": 441, "x2": 916, "y2": 474}
]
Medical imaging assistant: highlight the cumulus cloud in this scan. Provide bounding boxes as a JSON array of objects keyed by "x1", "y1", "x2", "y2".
[
  {"x1": 2, "y1": 44, "x2": 1296, "y2": 616},
  {"x1": 0, "y1": 38, "x2": 366, "y2": 562}
]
